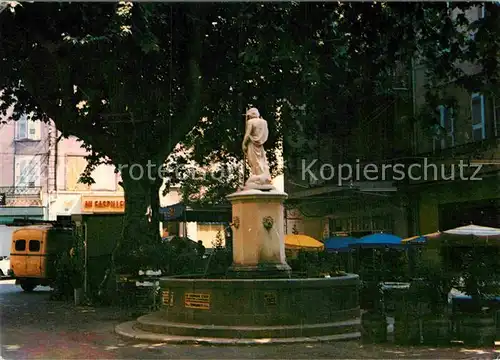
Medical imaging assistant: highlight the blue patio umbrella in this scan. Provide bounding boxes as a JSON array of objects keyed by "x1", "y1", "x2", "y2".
[
  {"x1": 324, "y1": 236, "x2": 358, "y2": 252},
  {"x1": 349, "y1": 233, "x2": 403, "y2": 248}
]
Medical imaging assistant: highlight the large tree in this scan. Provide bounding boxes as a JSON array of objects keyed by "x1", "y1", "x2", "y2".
[
  {"x1": 166, "y1": 3, "x2": 500, "y2": 204},
  {"x1": 0, "y1": 2, "x2": 330, "y2": 273},
  {"x1": 1, "y1": 2, "x2": 498, "y2": 271}
]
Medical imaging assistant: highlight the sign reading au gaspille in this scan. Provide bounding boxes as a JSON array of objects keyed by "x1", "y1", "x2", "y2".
[
  {"x1": 81, "y1": 196, "x2": 125, "y2": 213},
  {"x1": 184, "y1": 292, "x2": 211, "y2": 310}
]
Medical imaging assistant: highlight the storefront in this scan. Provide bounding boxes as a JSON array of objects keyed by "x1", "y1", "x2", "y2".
[
  {"x1": 0, "y1": 198, "x2": 44, "y2": 224},
  {"x1": 48, "y1": 194, "x2": 83, "y2": 220},
  {"x1": 417, "y1": 175, "x2": 499, "y2": 233},
  {"x1": 439, "y1": 198, "x2": 500, "y2": 230},
  {"x1": 160, "y1": 202, "x2": 232, "y2": 248},
  {"x1": 70, "y1": 195, "x2": 125, "y2": 299},
  {"x1": 286, "y1": 189, "x2": 408, "y2": 240}
]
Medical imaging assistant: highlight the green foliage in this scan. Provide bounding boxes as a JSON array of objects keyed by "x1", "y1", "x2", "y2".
[
  {"x1": 205, "y1": 231, "x2": 232, "y2": 275},
  {"x1": 163, "y1": 3, "x2": 500, "y2": 203},
  {"x1": 288, "y1": 251, "x2": 347, "y2": 278},
  {"x1": 411, "y1": 248, "x2": 456, "y2": 314},
  {"x1": 1, "y1": 3, "x2": 499, "y2": 270},
  {"x1": 357, "y1": 249, "x2": 385, "y2": 312},
  {"x1": 51, "y1": 232, "x2": 85, "y2": 301},
  {"x1": 444, "y1": 246, "x2": 500, "y2": 308},
  {"x1": 160, "y1": 236, "x2": 198, "y2": 275}
]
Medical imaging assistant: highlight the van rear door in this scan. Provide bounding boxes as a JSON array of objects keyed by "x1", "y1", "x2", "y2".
[
  {"x1": 10, "y1": 237, "x2": 27, "y2": 277},
  {"x1": 26, "y1": 237, "x2": 43, "y2": 278}
]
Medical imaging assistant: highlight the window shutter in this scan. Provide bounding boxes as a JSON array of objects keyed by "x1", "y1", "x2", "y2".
[
  {"x1": 15, "y1": 115, "x2": 28, "y2": 140},
  {"x1": 16, "y1": 159, "x2": 27, "y2": 186},
  {"x1": 14, "y1": 121, "x2": 19, "y2": 140},
  {"x1": 15, "y1": 158, "x2": 21, "y2": 184},
  {"x1": 32, "y1": 156, "x2": 41, "y2": 187},
  {"x1": 28, "y1": 120, "x2": 41, "y2": 141},
  {"x1": 471, "y1": 93, "x2": 486, "y2": 141}
]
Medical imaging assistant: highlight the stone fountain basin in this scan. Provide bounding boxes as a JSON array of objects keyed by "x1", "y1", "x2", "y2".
[{"x1": 132, "y1": 273, "x2": 361, "y2": 339}]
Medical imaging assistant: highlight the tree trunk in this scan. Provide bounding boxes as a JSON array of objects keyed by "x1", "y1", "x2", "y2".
[{"x1": 114, "y1": 167, "x2": 162, "y2": 274}]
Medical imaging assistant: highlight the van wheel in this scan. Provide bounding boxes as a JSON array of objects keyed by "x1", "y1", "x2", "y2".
[{"x1": 20, "y1": 281, "x2": 36, "y2": 292}]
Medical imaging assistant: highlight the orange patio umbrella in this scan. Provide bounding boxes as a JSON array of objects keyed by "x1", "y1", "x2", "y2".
[{"x1": 284, "y1": 234, "x2": 324, "y2": 251}]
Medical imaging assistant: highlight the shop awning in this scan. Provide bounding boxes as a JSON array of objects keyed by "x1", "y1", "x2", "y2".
[
  {"x1": 160, "y1": 202, "x2": 231, "y2": 223},
  {"x1": 0, "y1": 215, "x2": 43, "y2": 225},
  {"x1": 0, "y1": 206, "x2": 44, "y2": 217}
]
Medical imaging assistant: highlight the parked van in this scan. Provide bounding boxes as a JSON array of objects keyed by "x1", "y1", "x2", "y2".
[{"x1": 8, "y1": 222, "x2": 73, "y2": 291}]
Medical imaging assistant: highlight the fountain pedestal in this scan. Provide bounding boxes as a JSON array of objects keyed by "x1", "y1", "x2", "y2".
[{"x1": 226, "y1": 189, "x2": 291, "y2": 278}]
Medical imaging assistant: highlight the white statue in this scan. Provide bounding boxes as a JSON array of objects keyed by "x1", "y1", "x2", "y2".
[{"x1": 242, "y1": 107, "x2": 274, "y2": 189}]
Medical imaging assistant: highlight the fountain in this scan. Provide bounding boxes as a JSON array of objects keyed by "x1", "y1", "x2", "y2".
[{"x1": 116, "y1": 107, "x2": 361, "y2": 344}]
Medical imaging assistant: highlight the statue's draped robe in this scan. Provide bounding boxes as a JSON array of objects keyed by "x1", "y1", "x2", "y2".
[{"x1": 245, "y1": 118, "x2": 271, "y2": 182}]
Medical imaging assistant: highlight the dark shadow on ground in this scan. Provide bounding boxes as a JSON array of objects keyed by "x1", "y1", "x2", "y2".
[{"x1": 0, "y1": 281, "x2": 497, "y2": 359}]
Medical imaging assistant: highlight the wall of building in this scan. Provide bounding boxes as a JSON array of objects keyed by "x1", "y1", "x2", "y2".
[
  {"x1": 0, "y1": 117, "x2": 50, "y2": 189},
  {"x1": 412, "y1": 5, "x2": 497, "y2": 155},
  {"x1": 410, "y1": 4, "x2": 499, "y2": 235},
  {"x1": 56, "y1": 134, "x2": 119, "y2": 193},
  {"x1": 0, "y1": 119, "x2": 15, "y2": 187},
  {"x1": 0, "y1": 114, "x2": 49, "y2": 221},
  {"x1": 418, "y1": 176, "x2": 499, "y2": 233}
]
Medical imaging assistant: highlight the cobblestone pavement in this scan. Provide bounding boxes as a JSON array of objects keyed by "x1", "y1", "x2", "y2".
[{"x1": 0, "y1": 280, "x2": 497, "y2": 359}]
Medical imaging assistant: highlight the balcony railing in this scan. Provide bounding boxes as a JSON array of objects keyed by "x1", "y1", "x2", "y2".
[
  {"x1": 0, "y1": 186, "x2": 42, "y2": 197},
  {"x1": 422, "y1": 137, "x2": 500, "y2": 159}
]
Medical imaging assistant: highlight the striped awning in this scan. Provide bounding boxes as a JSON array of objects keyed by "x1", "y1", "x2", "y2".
[{"x1": 160, "y1": 202, "x2": 231, "y2": 223}]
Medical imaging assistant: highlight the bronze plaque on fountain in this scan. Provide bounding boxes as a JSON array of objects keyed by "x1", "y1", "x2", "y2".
[
  {"x1": 264, "y1": 292, "x2": 277, "y2": 306},
  {"x1": 162, "y1": 290, "x2": 174, "y2": 306},
  {"x1": 184, "y1": 292, "x2": 211, "y2": 310}
]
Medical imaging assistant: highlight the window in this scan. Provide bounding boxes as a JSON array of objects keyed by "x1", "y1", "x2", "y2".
[
  {"x1": 15, "y1": 240, "x2": 26, "y2": 251},
  {"x1": 15, "y1": 155, "x2": 41, "y2": 188},
  {"x1": 29, "y1": 240, "x2": 41, "y2": 252},
  {"x1": 479, "y1": 5, "x2": 486, "y2": 19},
  {"x1": 15, "y1": 114, "x2": 41, "y2": 141},
  {"x1": 65, "y1": 156, "x2": 90, "y2": 191},
  {"x1": 15, "y1": 115, "x2": 28, "y2": 139},
  {"x1": 471, "y1": 93, "x2": 486, "y2": 141},
  {"x1": 438, "y1": 105, "x2": 455, "y2": 149},
  {"x1": 197, "y1": 223, "x2": 225, "y2": 248}
]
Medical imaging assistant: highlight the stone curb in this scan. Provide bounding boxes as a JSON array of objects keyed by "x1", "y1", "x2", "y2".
[{"x1": 115, "y1": 320, "x2": 361, "y2": 345}]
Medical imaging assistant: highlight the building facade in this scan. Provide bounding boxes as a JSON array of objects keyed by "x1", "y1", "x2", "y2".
[
  {"x1": 0, "y1": 109, "x2": 46, "y2": 223},
  {"x1": 408, "y1": 4, "x2": 500, "y2": 233},
  {"x1": 284, "y1": 89, "x2": 412, "y2": 240},
  {"x1": 0, "y1": 110, "x2": 250, "y2": 248},
  {"x1": 284, "y1": 4, "x2": 499, "y2": 239},
  {"x1": 0, "y1": 113, "x2": 186, "y2": 228}
]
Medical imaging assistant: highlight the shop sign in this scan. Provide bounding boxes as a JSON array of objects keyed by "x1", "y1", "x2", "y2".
[{"x1": 81, "y1": 196, "x2": 125, "y2": 213}]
